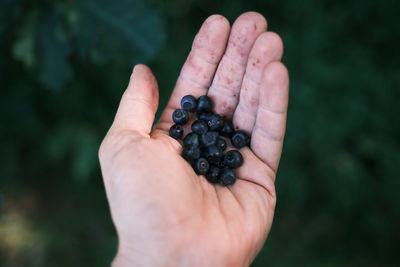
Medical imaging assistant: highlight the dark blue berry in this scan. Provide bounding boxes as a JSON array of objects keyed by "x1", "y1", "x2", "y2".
[
  {"x1": 181, "y1": 95, "x2": 197, "y2": 111},
  {"x1": 191, "y1": 119, "x2": 208, "y2": 135},
  {"x1": 208, "y1": 114, "x2": 224, "y2": 131},
  {"x1": 200, "y1": 131, "x2": 218, "y2": 147},
  {"x1": 220, "y1": 121, "x2": 234, "y2": 137},
  {"x1": 220, "y1": 169, "x2": 237, "y2": 186},
  {"x1": 183, "y1": 146, "x2": 201, "y2": 161},
  {"x1": 224, "y1": 150, "x2": 243, "y2": 168},
  {"x1": 216, "y1": 138, "x2": 227, "y2": 151},
  {"x1": 204, "y1": 146, "x2": 223, "y2": 164},
  {"x1": 172, "y1": 109, "x2": 189, "y2": 125},
  {"x1": 176, "y1": 94, "x2": 246, "y2": 186},
  {"x1": 194, "y1": 158, "x2": 210, "y2": 175},
  {"x1": 215, "y1": 159, "x2": 226, "y2": 169},
  {"x1": 183, "y1": 132, "x2": 200, "y2": 148},
  {"x1": 231, "y1": 130, "x2": 249, "y2": 148},
  {"x1": 206, "y1": 166, "x2": 220, "y2": 183},
  {"x1": 169, "y1": 124, "x2": 184, "y2": 139},
  {"x1": 197, "y1": 95, "x2": 213, "y2": 113},
  {"x1": 199, "y1": 112, "x2": 212, "y2": 122}
]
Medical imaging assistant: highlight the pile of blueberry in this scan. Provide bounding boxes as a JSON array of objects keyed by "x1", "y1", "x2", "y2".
[{"x1": 169, "y1": 95, "x2": 249, "y2": 186}]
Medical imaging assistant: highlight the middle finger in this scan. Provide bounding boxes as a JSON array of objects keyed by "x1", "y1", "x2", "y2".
[{"x1": 207, "y1": 12, "x2": 267, "y2": 118}]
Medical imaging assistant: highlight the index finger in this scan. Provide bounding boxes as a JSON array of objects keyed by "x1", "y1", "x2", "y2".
[{"x1": 156, "y1": 15, "x2": 230, "y2": 131}]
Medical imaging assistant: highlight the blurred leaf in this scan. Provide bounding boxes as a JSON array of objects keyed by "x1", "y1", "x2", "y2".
[
  {"x1": 11, "y1": 9, "x2": 38, "y2": 69},
  {"x1": 36, "y1": 13, "x2": 73, "y2": 91},
  {"x1": 76, "y1": 0, "x2": 166, "y2": 63},
  {"x1": 12, "y1": 33, "x2": 35, "y2": 68}
]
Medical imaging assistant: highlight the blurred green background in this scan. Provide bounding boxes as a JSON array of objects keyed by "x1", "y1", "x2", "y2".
[{"x1": 1, "y1": 0, "x2": 399, "y2": 266}]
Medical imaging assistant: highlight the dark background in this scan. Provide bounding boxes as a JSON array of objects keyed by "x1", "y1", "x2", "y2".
[{"x1": 1, "y1": 0, "x2": 399, "y2": 266}]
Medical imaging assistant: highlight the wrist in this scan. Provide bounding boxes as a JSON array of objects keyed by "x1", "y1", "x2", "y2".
[
  {"x1": 112, "y1": 239, "x2": 183, "y2": 267},
  {"x1": 112, "y1": 241, "x2": 159, "y2": 267},
  {"x1": 111, "y1": 238, "x2": 238, "y2": 267}
]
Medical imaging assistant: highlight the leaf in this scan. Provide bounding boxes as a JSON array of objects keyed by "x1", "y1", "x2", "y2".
[
  {"x1": 77, "y1": 0, "x2": 166, "y2": 63},
  {"x1": 11, "y1": 12, "x2": 37, "y2": 69},
  {"x1": 36, "y1": 12, "x2": 73, "y2": 91}
]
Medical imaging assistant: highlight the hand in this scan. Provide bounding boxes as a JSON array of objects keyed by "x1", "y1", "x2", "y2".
[{"x1": 99, "y1": 12, "x2": 288, "y2": 267}]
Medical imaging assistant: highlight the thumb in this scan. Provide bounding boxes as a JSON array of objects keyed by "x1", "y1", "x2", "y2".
[{"x1": 112, "y1": 64, "x2": 159, "y2": 135}]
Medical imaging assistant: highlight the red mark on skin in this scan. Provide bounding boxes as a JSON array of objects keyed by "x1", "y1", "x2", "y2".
[
  {"x1": 254, "y1": 24, "x2": 257, "y2": 30},
  {"x1": 226, "y1": 78, "x2": 232, "y2": 85},
  {"x1": 233, "y1": 93, "x2": 237, "y2": 97},
  {"x1": 252, "y1": 58, "x2": 261, "y2": 67},
  {"x1": 208, "y1": 48, "x2": 217, "y2": 61},
  {"x1": 238, "y1": 48, "x2": 247, "y2": 58},
  {"x1": 220, "y1": 101, "x2": 234, "y2": 115},
  {"x1": 251, "y1": 99, "x2": 258, "y2": 106},
  {"x1": 235, "y1": 125, "x2": 240, "y2": 130}
]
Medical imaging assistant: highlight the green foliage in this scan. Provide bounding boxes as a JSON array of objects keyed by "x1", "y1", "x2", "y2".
[
  {"x1": 2, "y1": 0, "x2": 165, "y2": 91},
  {"x1": 1, "y1": 0, "x2": 399, "y2": 266},
  {"x1": 36, "y1": 13, "x2": 72, "y2": 90}
]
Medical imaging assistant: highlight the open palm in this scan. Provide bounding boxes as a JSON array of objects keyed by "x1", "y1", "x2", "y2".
[{"x1": 99, "y1": 12, "x2": 289, "y2": 267}]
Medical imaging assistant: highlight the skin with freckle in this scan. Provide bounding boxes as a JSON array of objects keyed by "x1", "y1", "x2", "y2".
[
  {"x1": 100, "y1": 12, "x2": 289, "y2": 267},
  {"x1": 233, "y1": 32, "x2": 284, "y2": 133}
]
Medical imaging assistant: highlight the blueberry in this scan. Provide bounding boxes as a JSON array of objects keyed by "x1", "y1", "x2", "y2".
[
  {"x1": 224, "y1": 150, "x2": 243, "y2": 168},
  {"x1": 220, "y1": 169, "x2": 237, "y2": 186},
  {"x1": 172, "y1": 109, "x2": 189, "y2": 125},
  {"x1": 169, "y1": 124, "x2": 184, "y2": 139},
  {"x1": 231, "y1": 130, "x2": 249, "y2": 148},
  {"x1": 181, "y1": 95, "x2": 197, "y2": 111},
  {"x1": 215, "y1": 159, "x2": 226, "y2": 170},
  {"x1": 220, "y1": 121, "x2": 234, "y2": 137},
  {"x1": 204, "y1": 146, "x2": 223, "y2": 164},
  {"x1": 183, "y1": 146, "x2": 201, "y2": 161},
  {"x1": 183, "y1": 132, "x2": 200, "y2": 148},
  {"x1": 200, "y1": 131, "x2": 218, "y2": 147},
  {"x1": 216, "y1": 138, "x2": 227, "y2": 151},
  {"x1": 206, "y1": 166, "x2": 220, "y2": 183},
  {"x1": 191, "y1": 119, "x2": 208, "y2": 135},
  {"x1": 208, "y1": 114, "x2": 224, "y2": 131},
  {"x1": 197, "y1": 95, "x2": 213, "y2": 113},
  {"x1": 199, "y1": 112, "x2": 212, "y2": 122},
  {"x1": 194, "y1": 158, "x2": 210, "y2": 175}
]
